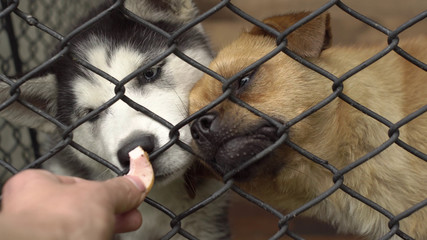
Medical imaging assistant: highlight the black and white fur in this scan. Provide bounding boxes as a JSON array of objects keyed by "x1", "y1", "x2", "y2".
[{"x1": 0, "y1": 0, "x2": 229, "y2": 239}]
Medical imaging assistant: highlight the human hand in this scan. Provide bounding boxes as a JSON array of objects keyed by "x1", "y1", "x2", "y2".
[{"x1": 0, "y1": 148, "x2": 154, "y2": 240}]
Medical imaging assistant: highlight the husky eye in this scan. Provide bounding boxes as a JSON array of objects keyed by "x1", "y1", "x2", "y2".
[
  {"x1": 85, "y1": 108, "x2": 100, "y2": 123},
  {"x1": 139, "y1": 67, "x2": 161, "y2": 83}
]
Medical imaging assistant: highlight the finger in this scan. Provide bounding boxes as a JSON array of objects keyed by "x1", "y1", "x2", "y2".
[
  {"x1": 103, "y1": 146, "x2": 155, "y2": 214},
  {"x1": 2, "y1": 169, "x2": 55, "y2": 195},
  {"x1": 103, "y1": 176, "x2": 148, "y2": 214},
  {"x1": 55, "y1": 175, "x2": 85, "y2": 184},
  {"x1": 127, "y1": 147, "x2": 154, "y2": 192},
  {"x1": 114, "y1": 209, "x2": 143, "y2": 233}
]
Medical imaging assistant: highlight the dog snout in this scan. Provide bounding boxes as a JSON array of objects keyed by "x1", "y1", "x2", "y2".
[
  {"x1": 117, "y1": 134, "x2": 155, "y2": 168},
  {"x1": 190, "y1": 112, "x2": 218, "y2": 144}
]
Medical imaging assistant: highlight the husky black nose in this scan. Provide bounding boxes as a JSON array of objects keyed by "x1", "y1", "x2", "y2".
[{"x1": 117, "y1": 134, "x2": 155, "y2": 168}]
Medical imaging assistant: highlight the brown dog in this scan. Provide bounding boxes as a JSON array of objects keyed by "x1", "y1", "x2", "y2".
[{"x1": 189, "y1": 12, "x2": 427, "y2": 239}]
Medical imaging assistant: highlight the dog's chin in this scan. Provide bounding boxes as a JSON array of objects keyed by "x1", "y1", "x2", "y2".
[
  {"x1": 208, "y1": 127, "x2": 279, "y2": 181},
  {"x1": 151, "y1": 164, "x2": 189, "y2": 186},
  {"x1": 117, "y1": 149, "x2": 193, "y2": 186},
  {"x1": 120, "y1": 162, "x2": 189, "y2": 186},
  {"x1": 150, "y1": 150, "x2": 194, "y2": 186}
]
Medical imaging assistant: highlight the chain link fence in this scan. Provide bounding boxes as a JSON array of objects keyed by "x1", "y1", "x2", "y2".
[
  {"x1": 0, "y1": 0, "x2": 102, "y2": 181},
  {"x1": 1, "y1": 0, "x2": 426, "y2": 239}
]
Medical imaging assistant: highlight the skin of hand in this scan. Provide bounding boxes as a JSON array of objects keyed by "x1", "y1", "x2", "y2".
[{"x1": 0, "y1": 169, "x2": 150, "y2": 240}]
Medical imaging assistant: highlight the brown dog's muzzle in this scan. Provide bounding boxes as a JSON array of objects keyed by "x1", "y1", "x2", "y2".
[{"x1": 191, "y1": 112, "x2": 280, "y2": 180}]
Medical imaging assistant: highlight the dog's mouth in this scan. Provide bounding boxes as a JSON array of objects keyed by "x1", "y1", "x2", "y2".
[
  {"x1": 122, "y1": 161, "x2": 188, "y2": 185},
  {"x1": 211, "y1": 126, "x2": 280, "y2": 179},
  {"x1": 121, "y1": 147, "x2": 192, "y2": 184}
]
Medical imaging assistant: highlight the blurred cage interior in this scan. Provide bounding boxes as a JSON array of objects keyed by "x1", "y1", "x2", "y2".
[
  {"x1": 0, "y1": 0, "x2": 104, "y2": 182},
  {"x1": 1, "y1": 1, "x2": 426, "y2": 239}
]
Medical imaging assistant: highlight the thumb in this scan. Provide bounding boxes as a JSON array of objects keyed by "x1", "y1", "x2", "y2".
[
  {"x1": 103, "y1": 175, "x2": 150, "y2": 214},
  {"x1": 103, "y1": 147, "x2": 154, "y2": 214}
]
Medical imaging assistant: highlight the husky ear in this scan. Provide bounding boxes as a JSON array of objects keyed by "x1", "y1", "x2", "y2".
[
  {"x1": 123, "y1": 0, "x2": 198, "y2": 23},
  {"x1": 249, "y1": 12, "x2": 332, "y2": 58},
  {"x1": 0, "y1": 73, "x2": 58, "y2": 133}
]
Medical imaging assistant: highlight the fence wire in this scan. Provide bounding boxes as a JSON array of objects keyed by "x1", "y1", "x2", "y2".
[{"x1": 0, "y1": 0, "x2": 426, "y2": 239}]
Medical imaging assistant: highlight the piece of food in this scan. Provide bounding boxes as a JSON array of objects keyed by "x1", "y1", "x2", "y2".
[{"x1": 127, "y1": 146, "x2": 154, "y2": 192}]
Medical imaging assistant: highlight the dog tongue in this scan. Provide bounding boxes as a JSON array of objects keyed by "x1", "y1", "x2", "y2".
[{"x1": 127, "y1": 146, "x2": 154, "y2": 192}]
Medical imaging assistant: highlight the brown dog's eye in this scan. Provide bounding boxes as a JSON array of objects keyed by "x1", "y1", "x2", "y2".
[
  {"x1": 237, "y1": 68, "x2": 258, "y2": 90},
  {"x1": 238, "y1": 75, "x2": 251, "y2": 89}
]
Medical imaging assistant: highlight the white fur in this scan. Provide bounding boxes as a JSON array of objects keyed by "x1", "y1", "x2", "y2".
[
  {"x1": 0, "y1": 1, "x2": 229, "y2": 239},
  {"x1": 67, "y1": 41, "x2": 226, "y2": 239},
  {"x1": 70, "y1": 43, "x2": 211, "y2": 181}
]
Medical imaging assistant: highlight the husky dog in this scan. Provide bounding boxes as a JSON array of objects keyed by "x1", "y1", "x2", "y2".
[{"x1": 0, "y1": 0, "x2": 229, "y2": 239}]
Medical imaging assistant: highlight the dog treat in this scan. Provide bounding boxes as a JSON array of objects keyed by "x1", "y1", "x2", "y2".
[{"x1": 128, "y1": 146, "x2": 154, "y2": 192}]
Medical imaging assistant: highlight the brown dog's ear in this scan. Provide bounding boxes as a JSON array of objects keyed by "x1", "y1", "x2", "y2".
[{"x1": 249, "y1": 12, "x2": 332, "y2": 58}]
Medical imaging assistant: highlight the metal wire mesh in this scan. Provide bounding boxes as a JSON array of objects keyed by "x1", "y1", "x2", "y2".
[
  {"x1": 0, "y1": 0, "x2": 426, "y2": 239},
  {"x1": 0, "y1": 0, "x2": 103, "y2": 180}
]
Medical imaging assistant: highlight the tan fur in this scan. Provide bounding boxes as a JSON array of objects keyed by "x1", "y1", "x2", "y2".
[{"x1": 189, "y1": 12, "x2": 427, "y2": 239}]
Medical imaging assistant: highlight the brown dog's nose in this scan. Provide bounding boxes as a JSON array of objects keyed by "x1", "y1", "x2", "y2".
[{"x1": 190, "y1": 112, "x2": 217, "y2": 144}]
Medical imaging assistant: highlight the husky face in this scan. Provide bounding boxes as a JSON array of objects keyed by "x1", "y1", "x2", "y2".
[
  {"x1": 72, "y1": 50, "x2": 210, "y2": 180},
  {"x1": 59, "y1": 9, "x2": 211, "y2": 182},
  {"x1": 1, "y1": 3, "x2": 212, "y2": 184}
]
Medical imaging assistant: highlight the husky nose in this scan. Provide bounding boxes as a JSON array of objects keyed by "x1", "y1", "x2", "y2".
[
  {"x1": 117, "y1": 134, "x2": 155, "y2": 168},
  {"x1": 190, "y1": 112, "x2": 217, "y2": 144}
]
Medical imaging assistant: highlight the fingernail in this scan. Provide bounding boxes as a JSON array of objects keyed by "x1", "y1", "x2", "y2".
[{"x1": 124, "y1": 175, "x2": 146, "y2": 192}]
